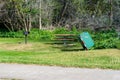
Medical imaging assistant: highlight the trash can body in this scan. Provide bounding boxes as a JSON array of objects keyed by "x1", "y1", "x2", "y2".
[{"x1": 79, "y1": 32, "x2": 94, "y2": 49}]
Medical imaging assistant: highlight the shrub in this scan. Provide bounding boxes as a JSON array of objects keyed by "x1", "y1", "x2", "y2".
[
  {"x1": 0, "y1": 28, "x2": 119, "y2": 49},
  {"x1": 0, "y1": 31, "x2": 23, "y2": 38},
  {"x1": 53, "y1": 27, "x2": 71, "y2": 34},
  {"x1": 92, "y1": 30, "x2": 118, "y2": 49},
  {"x1": 29, "y1": 29, "x2": 54, "y2": 41}
]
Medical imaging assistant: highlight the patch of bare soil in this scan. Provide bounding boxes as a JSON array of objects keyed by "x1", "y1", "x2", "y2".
[{"x1": 0, "y1": 43, "x2": 33, "y2": 51}]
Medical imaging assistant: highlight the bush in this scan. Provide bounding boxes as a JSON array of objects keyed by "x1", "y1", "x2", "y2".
[
  {"x1": 0, "y1": 28, "x2": 119, "y2": 49},
  {"x1": 53, "y1": 27, "x2": 70, "y2": 34},
  {"x1": 29, "y1": 29, "x2": 54, "y2": 41},
  {"x1": 53, "y1": 27, "x2": 80, "y2": 35},
  {"x1": 0, "y1": 31, "x2": 23, "y2": 38},
  {"x1": 0, "y1": 29, "x2": 54, "y2": 41},
  {"x1": 92, "y1": 30, "x2": 118, "y2": 49}
]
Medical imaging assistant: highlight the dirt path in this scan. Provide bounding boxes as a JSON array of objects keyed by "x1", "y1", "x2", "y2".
[{"x1": 0, "y1": 63, "x2": 120, "y2": 80}]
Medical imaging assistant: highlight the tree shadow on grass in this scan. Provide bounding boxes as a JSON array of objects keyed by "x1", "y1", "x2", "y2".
[
  {"x1": 52, "y1": 45, "x2": 85, "y2": 51},
  {"x1": 45, "y1": 41, "x2": 85, "y2": 51}
]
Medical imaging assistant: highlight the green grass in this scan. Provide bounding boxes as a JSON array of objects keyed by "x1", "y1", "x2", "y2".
[{"x1": 0, "y1": 38, "x2": 120, "y2": 69}]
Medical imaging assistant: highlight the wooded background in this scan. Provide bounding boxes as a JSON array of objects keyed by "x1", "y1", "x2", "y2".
[{"x1": 0, "y1": 0, "x2": 120, "y2": 32}]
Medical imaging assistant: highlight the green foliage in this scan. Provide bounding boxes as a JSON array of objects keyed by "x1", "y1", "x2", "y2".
[
  {"x1": 53, "y1": 27, "x2": 79, "y2": 35},
  {"x1": 53, "y1": 28, "x2": 71, "y2": 34},
  {"x1": 116, "y1": 40, "x2": 120, "y2": 49},
  {"x1": 29, "y1": 29, "x2": 54, "y2": 41},
  {"x1": 0, "y1": 29, "x2": 54, "y2": 41},
  {"x1": 71, "y1": 26, "x2": 79, "y2": 35},
  {"x1": 0, "y1": 28, "x2": 119, "y2": 49},
  {"x1": 0, "y1": 31, "x2": 23, "y2": 38},
  {"x1": 92, "y1": 30, "x2": 118, "y2": 49}
]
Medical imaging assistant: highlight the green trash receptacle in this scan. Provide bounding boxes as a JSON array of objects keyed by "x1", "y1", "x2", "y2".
[{"x1": 79, "y1": 32, "x2": 94, "y2": 50}]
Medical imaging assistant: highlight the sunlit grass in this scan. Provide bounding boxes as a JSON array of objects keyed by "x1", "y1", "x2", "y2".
[{"x1": 0, "y1": 38, "x2": 120, "y2": 69}]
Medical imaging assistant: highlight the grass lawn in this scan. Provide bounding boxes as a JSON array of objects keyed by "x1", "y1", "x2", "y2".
[{"x1": 0, "y1": 38, "x2": 120, "y2": 69}]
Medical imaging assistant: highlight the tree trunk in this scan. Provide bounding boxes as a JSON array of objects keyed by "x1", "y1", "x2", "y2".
[
  {"x1": 39, "y1": 0, "x2": 42, "y2": 29},
  {"x1": 109, "y1": 0, "x2": 113, "y2": 27}
]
